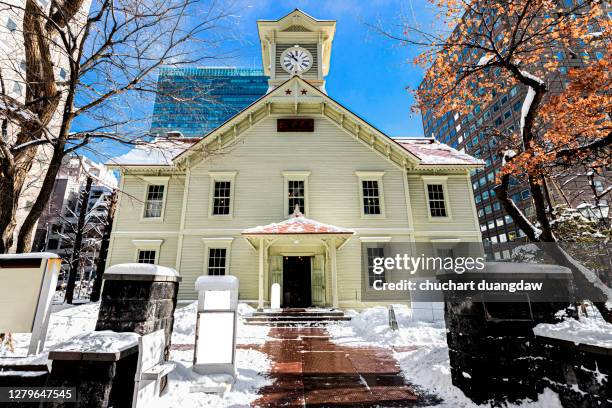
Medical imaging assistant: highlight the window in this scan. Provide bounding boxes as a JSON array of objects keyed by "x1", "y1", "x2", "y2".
[
  {"x1": 12, "y1": 81, "x2": 22, "y2": 96},
  {"x1": 6, "y1": 17, "x2": 17, "y2": 32},
  {"x1": 366, "y1": 246, "x2": 385, "y2": 287},
  {"x1": 356, "y1": 172, "x2": 385, "y2": 217},
  {"x1": 207, "y1": 248, "x2": 227, "y2": 275},
  {"x1": 137, "y1": 250, "x2": 156, "y2": 264},
  {"x1": 202, "y1": 237, "x2": 233, "y2": 276},
  {"x1": 288, "y1": 180, "x2": 305, "y2": 214},
  {"x1": 47, "y1": 238, "x2": 59, "y2": 250},
  {"x1": 427, "y1": 184, "x2": 447, "y2": 218},
  {"x1": 362, "y1": 180, "x2": 381, "y2": 215},
  {"x1": 208, "y1": 172, "x2": 236, "y2": 217},
  {"x1": 212, "y1": 181, "x2": 231, "y2": 215},
  {"x1": 283, "y1": 171, "x2": 310, "y2": 216},
  {"x1": 144, "y1": 184, "x2": 165, "y2": 218}
]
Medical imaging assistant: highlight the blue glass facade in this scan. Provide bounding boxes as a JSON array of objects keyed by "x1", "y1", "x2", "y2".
[{"x1": 150, "y1": 67, "x2": 268, "y2": 137}]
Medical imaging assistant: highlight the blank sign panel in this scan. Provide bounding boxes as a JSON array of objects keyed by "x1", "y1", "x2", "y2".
[{"x1": 195, "y1": 312, "x2": 234, "y2": 364}]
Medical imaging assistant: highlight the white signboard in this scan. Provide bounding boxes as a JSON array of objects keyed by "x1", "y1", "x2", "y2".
[
  {"x1": 0, "y1": 253, "x2": 61, "y2": 354},
  {"x1": 195, "y1": 312, "x2": 235, "y2": 365},
  {"x1": 193, "y1": 276, "x2": 239, "y2": 380}
]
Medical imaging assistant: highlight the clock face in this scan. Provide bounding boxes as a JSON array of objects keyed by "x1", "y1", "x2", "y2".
[{"x1": 281, "y1": 46, "x2": 312, "y2": 74}]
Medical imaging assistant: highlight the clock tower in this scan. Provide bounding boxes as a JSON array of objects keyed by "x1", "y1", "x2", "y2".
[{"x1": 257, "y1": 10, "x2": 336, "y2": 93}]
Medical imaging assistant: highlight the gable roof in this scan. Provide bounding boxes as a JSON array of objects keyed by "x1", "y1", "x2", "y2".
[
  {"x1": 109, "y1": 76, "x2": 483, "y2": 170},
  {"x1": 172, "y1": 76, "x2": 421, "y2": 165}
]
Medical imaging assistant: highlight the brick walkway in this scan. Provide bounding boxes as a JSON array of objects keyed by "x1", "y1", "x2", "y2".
[{"x1": 249, "y1": 327, "x2": 422, "y2": 407}]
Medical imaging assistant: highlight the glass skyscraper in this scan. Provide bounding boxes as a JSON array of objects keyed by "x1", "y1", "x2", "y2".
[{"x1": 150, "y1": 67, "x2": 268, "y2": 137}]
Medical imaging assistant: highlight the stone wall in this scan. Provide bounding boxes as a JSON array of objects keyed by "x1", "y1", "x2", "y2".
[
  {"x1": 442, "y1": 263, "x2": 576, "y2": 405},
  {"x1": 532, "y1": 336, "x2": 611, "y2": 407},
  {"x1": 95, "y1": 272, "x2": 181, "y2": 357},
  {"x1": 46, "y1": 353, "x2": 137, "y2": 408}
]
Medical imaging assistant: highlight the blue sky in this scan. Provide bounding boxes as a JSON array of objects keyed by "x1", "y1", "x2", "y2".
[
  {"x1": 80, "y1": 0, "x2": 439, "y2": 163},
  {"x1": 232, "y1": 0, "x2": 437, "y2": 136}
]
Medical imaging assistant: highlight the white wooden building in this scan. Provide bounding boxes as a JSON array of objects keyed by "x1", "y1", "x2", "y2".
[{"x1": 107, "y1": 10, "x2": 483, "y2": 308}]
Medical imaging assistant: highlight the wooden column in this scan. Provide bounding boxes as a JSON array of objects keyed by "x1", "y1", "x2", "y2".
[
  {"x1": 329, "y1": 238, "x2": 338, "y2": 309},
  {"x1": 258, "y1": 238, "x2": 265, "y2": 310}
]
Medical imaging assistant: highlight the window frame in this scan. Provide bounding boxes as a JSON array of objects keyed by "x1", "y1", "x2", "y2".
[
  {"x1": 360, "y1": 237, "x2": 392, "y2": 292},
  {"x1": 208, "y1": 171, "x2": 237, "y2": 218},
  {"x1": 422, "y1": 176, "x2": 452, "y2": 222},
  {"x1": 140, "y1": 176, "x2": 169, "y2": 222},
  {"x1": 202, "y1": 237, "x2": 234, "y2": 276},
  {"x1": 132, "y1": 239, "x2": 163, "y2": 264},
  {"x1": 355, "y1": 171, "x2": 386, "y2": 219},
  {"x1": 282, "y1": 171, "x2": 310, "y2": 217}
]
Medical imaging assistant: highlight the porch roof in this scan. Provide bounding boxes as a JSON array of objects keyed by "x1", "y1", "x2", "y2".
[{"x1": 241, "y1": 214, "x2": 354, "y2": 236}]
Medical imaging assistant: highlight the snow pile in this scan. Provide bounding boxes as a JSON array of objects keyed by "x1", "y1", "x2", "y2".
[
  {"x1": 157, "y1": 348, "x2": 269, "y2": 408},
  {"x1": 328, "y1": 305, "x2": 562, "y2": 407},
  {"x1": 164, "y1": 301, "x2": 271, "y2": 407},
  {"x1": 534, "y1": 313, "x2": 612, "y2": 348},
  {"x1": 0, "y1": 302, "x2": 100, "y2": 359}
]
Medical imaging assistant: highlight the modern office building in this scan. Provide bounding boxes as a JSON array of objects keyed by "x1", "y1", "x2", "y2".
[
  {"x1": 150, "y1": 67, "x2": 269, "y2": 137},
  {"x1": 419, "y1": 3, "x2": 610, "y2": 257}
]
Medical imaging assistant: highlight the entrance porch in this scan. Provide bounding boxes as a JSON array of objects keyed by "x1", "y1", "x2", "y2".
[{"x1": 242, "y1": 208, "x2": 354, "y2": 310}]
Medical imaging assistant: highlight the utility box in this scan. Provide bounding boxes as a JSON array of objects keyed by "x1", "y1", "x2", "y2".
[{"x1": 193, "y1": 275, "x2": 239, "y2": 383}]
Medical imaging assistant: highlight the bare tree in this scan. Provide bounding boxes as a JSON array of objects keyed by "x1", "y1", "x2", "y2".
[
  {"x1": 90, "y1": 187, "x2": 116, "y2": 302},
  {"x1": 65, "y1": 175, "x2": 91, "y2": 304},
  {"x1": 0, "y1": 0, "x2": 236, "y2": 253},
  {"x1": 375, "y1": 0, "x2": 612, "y2": 320}
]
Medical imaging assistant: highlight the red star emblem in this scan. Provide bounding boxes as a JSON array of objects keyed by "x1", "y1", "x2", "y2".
[
  {"x1": 285, "y1": 89, "x2": 292, "y2": 95},
  {"x1": 301, "y1": 89, "x2": 307, "y2": 95}
]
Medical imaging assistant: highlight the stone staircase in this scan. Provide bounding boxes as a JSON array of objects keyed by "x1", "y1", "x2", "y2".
[{"x1": 244, "y1": 308, "x2": 351, "y2": 326}]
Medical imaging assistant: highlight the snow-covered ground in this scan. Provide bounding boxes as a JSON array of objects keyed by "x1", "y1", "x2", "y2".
[
  {"x1": 157, "y1": 302, "x2": 271, "y2": 407},
  {"x1": 327, "y1": 305, "x2": 563, "y2": 408},
  {"x1": 7, "y1": 301, "x2": 605, "y2": 407},
  {"x1": 1, "y1": 301, "x2": 271, "y2": 408}
]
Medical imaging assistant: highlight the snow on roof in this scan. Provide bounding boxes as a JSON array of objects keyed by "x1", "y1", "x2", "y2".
[
  {"x1": 534, "y1": 315, "x2": 612, "y2": 349},
  {"x1": 242, "y1": 214, "x2": 354, "y2": 235},
  {"x1": 105, "y1": 263, "x2": 179, "y2": 277},
  {"x1": 0, "y1": 252, "x2": 60, "y2": 260},
  {"x1": 51, "y1": 330, "x2": 139, "y2": 354},
  {"x1": 108, "y1": 138, "x2": 199, "y2": 167},
  {"x1": 395, "y1": 138, "x2": 484, "y2": 166}
]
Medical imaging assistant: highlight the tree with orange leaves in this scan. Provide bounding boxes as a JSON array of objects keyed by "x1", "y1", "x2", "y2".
[{"x1": 381, "y1": 0, "x2": 611, "y2": 320}]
